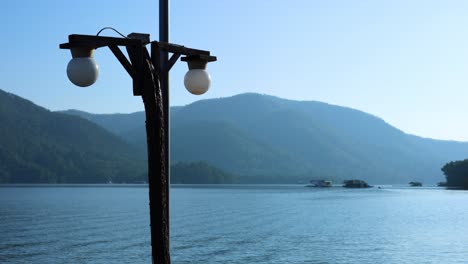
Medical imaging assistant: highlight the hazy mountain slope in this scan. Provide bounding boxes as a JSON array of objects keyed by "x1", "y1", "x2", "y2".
[
  {"x1": 171, "y1": 120, "x2": 303, "y2": 178},
  {"x1": 63, "y1": 93, "x2": 468, "y2": 184},
  {"x1": 61, "y1": 110, "x2": 146, "y2": 138},
  {"x1": 62, "y1": 107, "x2": 184, "y2": 147},
  {"x1": 0, "y1": 89, "x2": 145, "y2": 183}
]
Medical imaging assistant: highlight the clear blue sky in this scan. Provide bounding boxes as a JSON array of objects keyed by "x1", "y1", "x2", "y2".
[{"x1": 2, "y1": 0, "x2": 468, "y2": 141}]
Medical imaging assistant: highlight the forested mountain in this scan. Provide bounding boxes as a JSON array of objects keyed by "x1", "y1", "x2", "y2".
[
  {"x1": 0, "y1": 89, "x2": 146, "y2": 183},
  {"x1": 2, "y1": 88, "x2": 466, "y2": 184},
  {"x1": 64, "y1": 93, "x2": 468, "y2": 184}
]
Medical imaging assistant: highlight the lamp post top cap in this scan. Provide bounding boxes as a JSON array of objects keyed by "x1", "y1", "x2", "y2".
[{"x1": 127, "y1": 33, "x2": 150, "y2": 44}]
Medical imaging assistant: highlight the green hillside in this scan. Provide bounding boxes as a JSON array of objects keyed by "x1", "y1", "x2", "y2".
[{"x1": 0, "y1": 89, "x2": 146, "y2": 183}]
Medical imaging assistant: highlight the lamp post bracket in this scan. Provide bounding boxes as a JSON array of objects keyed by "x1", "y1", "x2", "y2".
[
  {"x1": 60, "y1": 34, "x2": 145, "y2": 50},
  {"x1": 153, "y1": 41, "x2": 216, "y2": 59},
  {"x1": 127, "y1": 33, "x2": 151, "y2": 44},
  {"x1": 60, "y1": 35, "x2": 217, "y2": 63}
]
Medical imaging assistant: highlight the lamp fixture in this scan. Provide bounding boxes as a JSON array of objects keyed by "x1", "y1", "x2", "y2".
[
  {"x1": 182, "y1": 55, "x2": 216, "y2": 95},
  {"x1": 66, "y1": 47, "x2": 99, "y2": 87}
]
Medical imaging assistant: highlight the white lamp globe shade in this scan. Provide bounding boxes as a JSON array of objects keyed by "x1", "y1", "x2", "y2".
[
  {"x1": 184, "y1": 69, "x2": 211, "y2": 95},
  {"x1": 66, "y1": 57, "x2": 99, "y2": 87}
]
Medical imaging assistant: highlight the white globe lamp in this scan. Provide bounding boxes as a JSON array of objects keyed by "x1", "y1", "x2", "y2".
[
  {"x1": 182, "y1": 55, "x2": 214, "y2": 95},
  {"x1": 184, "y1": 69, "x2": 211, "y2": 95},
  {"x1": 66, "y1": 47, "x2": 99, "y2": 87}
]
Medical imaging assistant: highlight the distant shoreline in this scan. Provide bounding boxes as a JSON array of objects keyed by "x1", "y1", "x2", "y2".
[{"x1": 0, "y1": 183, "x2": 455, "y2": 190}]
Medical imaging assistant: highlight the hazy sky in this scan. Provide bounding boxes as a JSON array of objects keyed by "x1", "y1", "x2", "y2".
[{"x1": 2, "y1": 0, "x2": 468, "y2": 141}]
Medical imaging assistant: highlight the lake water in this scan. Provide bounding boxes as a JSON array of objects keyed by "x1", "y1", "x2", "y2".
[{"x1": 0, "y1": 185, "x2": 467, "y2": 264}]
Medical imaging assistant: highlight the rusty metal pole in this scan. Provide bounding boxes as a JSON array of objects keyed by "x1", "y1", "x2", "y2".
[
  {"x1": 142, "y1": 1, "x2": 171, "y2": 262},
  {"x1": 159, "y1": 1, "x2": 171, "y2": 262},
  {"x1": 141, "y1": 44, "x2": 170, "y2": 263},
  {"x1": 146, "y1": 0, "x2": 170, "y2": 257},
  {"x1": 159, "y1": 0, "x2": 170, "y2": 199},
  {"x1": 148, "y1": 0, "x2": 170, "y2": 263}
]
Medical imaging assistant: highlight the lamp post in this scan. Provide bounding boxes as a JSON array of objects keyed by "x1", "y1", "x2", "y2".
[{"x1": 60, "y1": 16, "x2": 216, "y2": 264}]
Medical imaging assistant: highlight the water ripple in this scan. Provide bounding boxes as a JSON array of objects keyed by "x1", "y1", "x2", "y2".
[{"x1": 1, "y1": 186, "x2": 468, "y2": 263}]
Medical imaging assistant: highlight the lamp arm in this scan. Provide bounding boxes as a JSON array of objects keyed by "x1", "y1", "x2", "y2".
[{"x1": 108, "y1": 45, "x2": 136, "y2": 79}]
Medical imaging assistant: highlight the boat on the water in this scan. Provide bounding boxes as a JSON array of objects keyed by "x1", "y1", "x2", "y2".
[
  {"x1": 306, "y1": 180, "x2": 333, "y2": 187},
  {"x1": 409, "y1": 181, "x2": 422, "y2": 187},
  {"x1": 343, "y1": 179, "x2": 371, "y2": 188}
]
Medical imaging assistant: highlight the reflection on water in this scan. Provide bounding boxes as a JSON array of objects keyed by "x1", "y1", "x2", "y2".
[{"x1": 1, "y1": 185, "x2": 467, "y2": 264}]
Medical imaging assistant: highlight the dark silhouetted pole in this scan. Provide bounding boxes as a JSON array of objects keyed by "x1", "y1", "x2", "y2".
[
  {"x1": 160, "y1": 0, "x2": 170, "y2": 260},
  {"x1": 147, "y1": 0, "x2": 170, "y2": 263}
]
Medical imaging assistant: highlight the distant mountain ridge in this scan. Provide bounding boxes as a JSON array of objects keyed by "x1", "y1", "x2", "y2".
[{"x1": 62, "y1": 93, "x2": 468, "y2": 184}]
